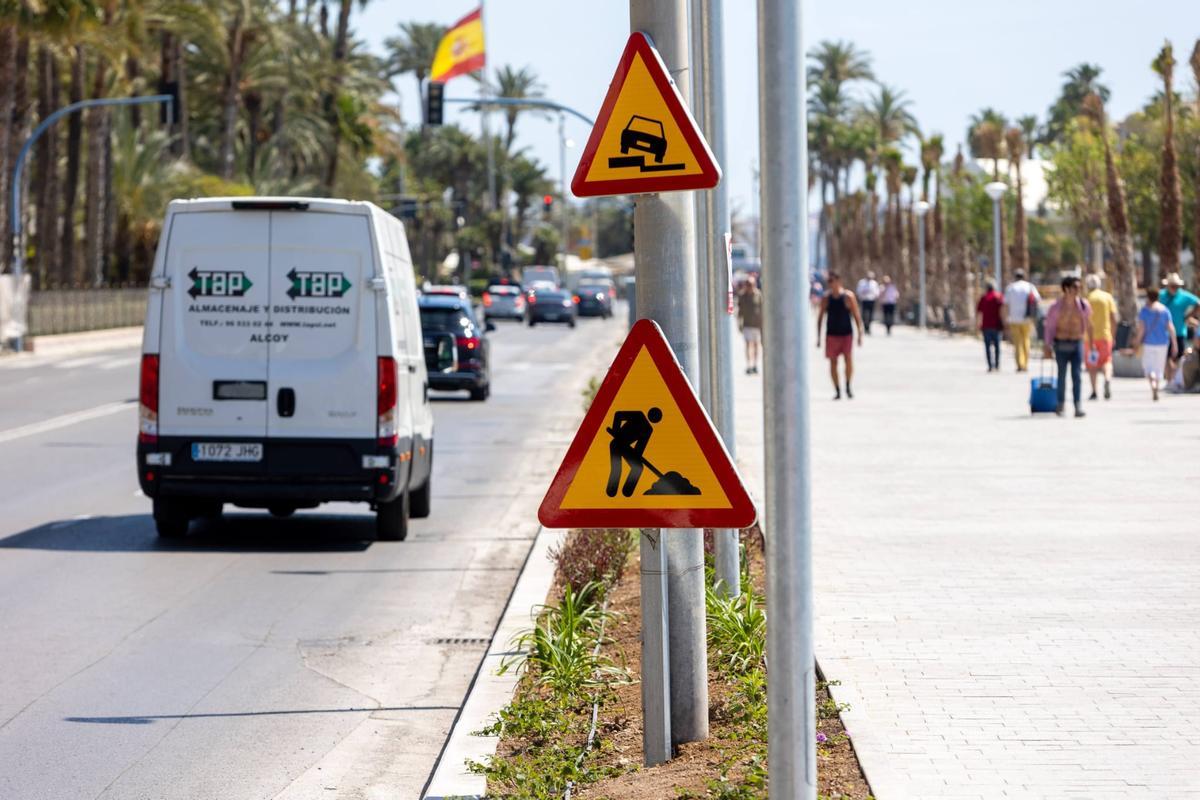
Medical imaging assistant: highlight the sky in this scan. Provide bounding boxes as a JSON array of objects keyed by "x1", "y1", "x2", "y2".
[{"x1": 358, "y1": 0, "x2": 1197, "y2": 219}]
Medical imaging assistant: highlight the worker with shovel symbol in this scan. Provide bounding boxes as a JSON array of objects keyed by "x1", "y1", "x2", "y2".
[{"x1": 605, "y1": 407, "x2": 662, "y2": 497}]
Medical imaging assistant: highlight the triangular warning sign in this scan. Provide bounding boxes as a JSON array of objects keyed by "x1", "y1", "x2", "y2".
[
  {"x1": 571, "y1": 33, "x2": 721, "y2": 198},
  {"x1": 539, "y1": 320, "x2": 755, "y2": 529}
]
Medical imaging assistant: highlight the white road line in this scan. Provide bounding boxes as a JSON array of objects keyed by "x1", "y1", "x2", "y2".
[
  {"x1": 55, "y1": 355, "x2": 108, "y2": 369},
  {"x1": 0, "y1": 401, "x2": 134, "y2": 445},
  {"x1": 98, "y1": 355, "x2": 140, "y2": 370}
]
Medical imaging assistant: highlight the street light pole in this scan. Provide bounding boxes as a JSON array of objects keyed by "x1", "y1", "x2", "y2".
[
  {"x1": 757, "y1": 0, "x2": 817, "y2": 796},
  {"x1": 629, "y1": 0, "x2": 709, "y2": 752},
  {"x1": 691, "y1": 0, "x2": 739, "y2": 597},
  {"x1": 915, "y1": 200, "x2": 930, "y2": 330},
  {"x1": 985, "y1": 181, "x2": 1007, "y2": 290},
  {"x1": 559, "y1": 112, "x2": 569, "y2": 266}
]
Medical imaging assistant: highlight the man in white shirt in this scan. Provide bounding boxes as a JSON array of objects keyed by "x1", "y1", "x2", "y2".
[
  {"x1": 1002, "y1": 269, "x2": 1041, "y2": 372},
  {"x1": 855, "y1": 271, "x2": 881, "y2": 335}
]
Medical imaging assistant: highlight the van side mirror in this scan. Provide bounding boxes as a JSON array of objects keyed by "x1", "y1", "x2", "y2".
[{"x1": 435, "y1": 334, "x2": 457, "y2": 372}]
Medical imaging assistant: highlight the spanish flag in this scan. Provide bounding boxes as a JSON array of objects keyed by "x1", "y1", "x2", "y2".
[{"x1": 430, "y1": 7, "x2": 486, "y2": 83}]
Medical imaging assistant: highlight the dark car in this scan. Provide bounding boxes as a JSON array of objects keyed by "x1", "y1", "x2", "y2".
[
  {"x1": 483, "y1": 284, "x2": 526, "y2": 321},
  {"x1": 575, "y1": 283, "x2": 614, "y2": 318},
  {"x1": 419, "y1": 294, "x2": 493, "y2": 401},
  {"x1": 527, "y1": 289, "x2": 578, "y2": 328}
]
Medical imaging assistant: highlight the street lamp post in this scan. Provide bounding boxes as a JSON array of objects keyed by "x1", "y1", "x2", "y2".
[
  {"x1": 914, "y1": 200, "x2": 930, "y2": 330},
  {"x1": 984, "y1": 181, "x2": 1008, "y2": 290}
]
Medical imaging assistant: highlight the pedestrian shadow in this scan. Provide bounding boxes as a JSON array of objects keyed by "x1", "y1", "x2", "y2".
[
  {"x1": 0, "y1": 513, "x2": 374, "y2": 553},
  {"x1": 64, "y1": 704, "x2": 458, "y2": 725}
]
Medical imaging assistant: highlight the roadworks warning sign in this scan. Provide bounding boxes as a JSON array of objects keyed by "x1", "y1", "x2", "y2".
[{"x1": 538, "y1": 320, "x2": 754, "y2": 529}]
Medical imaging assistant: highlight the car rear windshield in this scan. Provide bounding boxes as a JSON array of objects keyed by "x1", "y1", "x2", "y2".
[
  {"x1": 579, "y1": 285, "x2": 609, "y2": 293},
  {"x1": 487, "y1": 285, "x2": 520, "y2": 295},
  {"x1": 420, "y1": 308, "x2": 470, "y2": 332}
]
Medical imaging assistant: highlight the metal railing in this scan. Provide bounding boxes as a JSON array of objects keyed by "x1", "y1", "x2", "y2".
[{"x1": 28, "y1": 285, "x2": 147, "y2": 336}]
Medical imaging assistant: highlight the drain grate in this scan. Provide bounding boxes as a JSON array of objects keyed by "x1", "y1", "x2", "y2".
[{"x1": 430, "y1": 636, "x2": 492, "y2": 647}]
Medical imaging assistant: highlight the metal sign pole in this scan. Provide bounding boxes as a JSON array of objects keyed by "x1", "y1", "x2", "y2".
[
  {"x1": 630, "y1": 0, "x2": 709, "y2": 750},
  {"x1": 692, "y1": 0, "x2": 739, "y2": 598},
  {"x1": 640, "y1": 529, "x2": 672, "y2": 765},
  {"x1": 757, "y1": 0, "x2": 817, "y2": 796}
]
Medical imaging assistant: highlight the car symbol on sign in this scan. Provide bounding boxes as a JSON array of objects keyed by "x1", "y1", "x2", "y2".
[{"x1": 620, "y1": 116, "x2": 668, "y2": 164}]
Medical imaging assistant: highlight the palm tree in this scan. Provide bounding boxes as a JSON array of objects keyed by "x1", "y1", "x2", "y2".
[
  {"x1": 967, "y1": 108, "x2": 1006, "y2": 178},
  {"x1": 1190, "y1": 40, "x2": 1200, "y2": 274},
  {"x1": 493, "y1": 65, "x2": 543, "y2": 154},
  {"x1": 1005, "y1": 127, "x2": 1028, "y2": 280},
  {"x1": 1082, "y1": 93, "x2": 1137, "y2": 321},
  {"x1": 1017, "y1": 114, "x2": 1039, "y2": 159},
  {"x1": 865, "y1": 84, "x2": 917, "y2": 147},
  {"x1": 1152, "y1": 42, "x2": 1182, "y2": 274},
  {"x1": 921, "y1": 134, "x2": 947, "y2": 315},
  {"x1": 1045, "y1": 63, "x2": 1110, "y2": 145},
  {"x1": 323, "y1": 0, "x2": 368, "y2": 192},
  {"x1": 807, "y1": 39, "x2": 873, "y2": 88},
  {"x1": 902, "y1": 164, "x2": 918, "y2": 299},
  {"x1": 384, "y1": 21, "x2": 446, "y2": 124}
]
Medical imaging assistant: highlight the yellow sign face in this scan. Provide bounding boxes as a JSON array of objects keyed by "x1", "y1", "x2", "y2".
[
  {"x1": 538, "y1": 320, "x2": 755, "y2": 530},
  {"x1": 571, "y1": 33, "x2": 720, "y2": 198},
  {"x1": 562, "y1": 349, "x2": 730, "y2": 510}
]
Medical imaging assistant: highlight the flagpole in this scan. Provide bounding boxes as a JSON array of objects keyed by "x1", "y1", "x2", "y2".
[{"x1": 480, "y1": 0, "x2": 497, "y2": 218}]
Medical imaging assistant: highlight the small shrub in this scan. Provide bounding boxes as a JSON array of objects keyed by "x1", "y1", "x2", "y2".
[
  {"x1": 550, "y1": 529, "x2": 633, "y2": 591},
  {"x1": 707, "y1": 584, "x2": 767, "y2": 678},
  {"x1": 581, "y1": 375, "x2": 601, "y2": 410}
]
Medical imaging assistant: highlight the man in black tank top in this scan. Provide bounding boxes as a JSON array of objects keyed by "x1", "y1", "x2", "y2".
[{"x1": 816, "y1": 271, "x2": 865, "y2": 399}]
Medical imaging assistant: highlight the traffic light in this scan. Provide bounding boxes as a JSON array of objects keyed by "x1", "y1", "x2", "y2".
[
  {"x1": 426, "y1": 81, "x2": 445, "y2": 126},
  {"x1": 542, "y1": 194, "x2": 554, "y2": 219}
]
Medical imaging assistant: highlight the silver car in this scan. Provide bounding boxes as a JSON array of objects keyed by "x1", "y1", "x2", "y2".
[{"x1": 483, "y1": 284, "x2": 527, "y2": 321}]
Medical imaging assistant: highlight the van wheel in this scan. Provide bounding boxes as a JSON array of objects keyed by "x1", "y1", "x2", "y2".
[
  {"x1": 469, "y1": 384, "x2": 490, "y2": 401},
  {"x1": 269, "y1": 506, "x2": 295, "y2": 518},
  {"x1": 153, "y1": 498, "x2": 190, "y2": 539},
  {"x1": 375, "y1": 491, "x2": 409, "y2": 541}
]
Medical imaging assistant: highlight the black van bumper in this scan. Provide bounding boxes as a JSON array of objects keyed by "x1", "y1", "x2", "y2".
[{"x1": 137, "y1": 435, "x2": 431, "y2": 507}]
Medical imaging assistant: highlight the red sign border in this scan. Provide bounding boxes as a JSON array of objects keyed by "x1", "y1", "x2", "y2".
[
  {"x1": 538, "y1": 319, "x2": 756, "y2": 529},
  {"x1": 570, "y1": 33, "x2": 721, "y2": 198}
]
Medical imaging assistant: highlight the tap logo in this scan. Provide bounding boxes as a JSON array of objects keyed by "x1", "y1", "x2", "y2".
[
  {"x1": 287, "y1": 269, "x2": 352, "y2": 300},
  {"x1": 187, "y1": 267, "x2": 253, "y2": 299}
]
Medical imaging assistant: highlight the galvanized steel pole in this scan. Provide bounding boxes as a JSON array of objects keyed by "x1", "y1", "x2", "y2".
[
  {"x1": 691, "y1": 0, "x2": 740, "y2": 598},
  {"x1": 630, "y1": 0, "x2": 709, "y2": 749},
  {"x1": 757, "y1": 0, "x2": 817, "y2": 796},
  {"x1": 992, "y1": 199, "x2": 1002, "y2": 289},
  {"x1": 918, "y1": 211, "x2": 927, "y2": 330}
]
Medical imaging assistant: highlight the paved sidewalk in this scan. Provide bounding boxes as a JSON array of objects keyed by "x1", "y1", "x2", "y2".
[{"x1": 733, "y1": 326, "x2": 1200, "y2": 799}]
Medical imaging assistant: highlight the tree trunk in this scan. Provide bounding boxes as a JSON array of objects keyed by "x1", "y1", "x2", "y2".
[
  {"x1": 0, "y1": 23, "x2": 16, "y2": 274},
  {"x1": 62, "y1": 45, "x2": 84, "y2": 282},
  {"x1": 322, "y1": 0, "x2": 354, "y2": 193},
  {"x1": 34, "y1": 47, "x2": 62, "y2": 287},
  {"x1": 84, "y1": 54, "x2": 108, "y2": 286},
  {"x1": 219, "y1": 8, "x2": 247, "y2": 180},
  {"x1": 125, "y1": 54, "x2": 141, "y2": 128},
  {"x1": 1011, "y1": 162, "x2": 1029, "y2": 276},
  {"x1": 103, "y1": 117, "x2": 115, "y2": 281},
  {"x1": 1157, "y1": 69, "x2": 1182, "y2": 273},
  {"x1": 176, "y1": 37, "x2": 189, "y2": 160},
  {"x1": 1101, "y1": 133, "x2": 1138, "y2": 321},
  {"x1": 4, "y1": 33, "x2": 29, "y2": 272}
]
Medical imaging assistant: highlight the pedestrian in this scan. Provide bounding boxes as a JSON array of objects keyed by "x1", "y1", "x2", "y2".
[
  {"x1": 1042, "y1": 275, "x2": 1093, "y2": 418},
  {"x1": 737, "y1": 273, "x2": 763, "y2": 375},
  {"x1": 1125, "y1": 285, "x2": 1176, "y2": 401},
  {"x1": 1002, "y1": 268, "x2": 1041, "y2": 372},
  {"x1": 856, "y1": 271, "x2": 880, "y2": 334},
  {"x1": 816, "y1": 271, "x2": 865, "y2": 400},
  {"x1": 880, "y1": 275, "x2": 899, "y2": 335},
  {"x1": 1158, "y1": 273, "x2": 1198, "y2": 367},
  {"x1": 1084, "y1": 274, "x2": 1118, "y2": 401},
  {"x1": 976, "y1": 280, "x2": 1005, "y2": 372}
]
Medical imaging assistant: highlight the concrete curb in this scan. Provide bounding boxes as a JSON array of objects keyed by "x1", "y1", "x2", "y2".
[
  {"x1": 421, "y1": 525, "x2": 566, "y2": 800},
  {"x1": 17, "y1": 326, "x2": 143, "y2": 359}
]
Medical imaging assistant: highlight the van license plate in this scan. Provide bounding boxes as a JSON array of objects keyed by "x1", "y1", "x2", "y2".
[{"x1": 191, "y1": 442, "x2": 263, "y2": 462}]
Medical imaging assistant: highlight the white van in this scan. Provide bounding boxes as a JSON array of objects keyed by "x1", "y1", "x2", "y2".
[{"x1": 136, "y1": 198, "x2": 438, "y2": 541}]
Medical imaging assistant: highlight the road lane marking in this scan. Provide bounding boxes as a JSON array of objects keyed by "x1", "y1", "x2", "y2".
[
  {"x1": 0, "y1": 400, "x2": 134, "y2": 444},
  {"x1": 55, "y1": 355, "x2": 109, "y2": 369},
  {"x1": 98, "y1": 355, "x2": 140, "y2": 370}
]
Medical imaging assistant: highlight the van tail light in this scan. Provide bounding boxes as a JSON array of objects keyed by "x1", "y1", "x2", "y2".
[
  {"x1": 139, "y1": 354, "x2": 159, "y2": 444},
  {"x1": 377, "y1": 356, "x2": 398, "y2": 448}
]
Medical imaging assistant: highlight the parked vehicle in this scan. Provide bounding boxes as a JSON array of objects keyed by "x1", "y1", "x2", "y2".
[
  {"x1": 421, "y1": 284, "x2": 470, "y2": 300},
  {"x1": 136, "y1": 197, "x2": 434, "y2": 542},
  {"x1": 483, "y1": 284, "x2": 526, "y2": 321},
  {"x1": 527, "y1": 289, "x2": 578, "y2": 327},
  {"x1": 575, "y1": 283, "x2": 614, "y2": 318},
  {"x1": 419, "y1": 294, "x2": 493, "y2": 401}
]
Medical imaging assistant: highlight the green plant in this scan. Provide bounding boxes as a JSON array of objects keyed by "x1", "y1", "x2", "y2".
[
  {"x1": 550, "y1": 529, "x2": 633, "y2": 591},
  {"x1": 500, "y1": 582, "x2": 627, "y2": 696},
  {"x1": 581, "y1": 375, "x2": 601, "y2": 411},
  {"x1": 706, "y1": 585, "x2": 767, "y2": 678}
]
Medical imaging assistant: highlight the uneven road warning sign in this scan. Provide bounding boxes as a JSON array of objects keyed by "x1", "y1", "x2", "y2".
[
  {"x1": 539, "y1": 320, "x2": 755, "y2": 529},
  {"x1": 571, "y1": 33, "x2": 721, "y2": 198}
]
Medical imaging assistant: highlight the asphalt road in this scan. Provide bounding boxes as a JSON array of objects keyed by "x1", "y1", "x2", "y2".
[{"x1": 0, "y1": 311, "x2": 623, "y2": 800}]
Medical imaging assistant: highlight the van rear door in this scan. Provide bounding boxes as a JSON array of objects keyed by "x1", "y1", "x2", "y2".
[
  {"x1": 158, "y1": 211, "x2": 271, "y2": 442},
  {"x1": 266, "y1": 211, "x2": 376, "y2": 442}
]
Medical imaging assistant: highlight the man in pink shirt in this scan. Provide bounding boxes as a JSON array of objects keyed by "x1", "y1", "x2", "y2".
[{"x1": 1042, "y1": 275, "x2": 1093, "y2": 417}]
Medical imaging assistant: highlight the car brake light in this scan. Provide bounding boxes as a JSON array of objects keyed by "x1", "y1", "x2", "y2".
[
  {"x1": 456, "y1": 336, "x2": 479, "y2": 352},
  {"x1": 573, "y1": 295, "x2": 581, "y2": 304},
  {"x1": 377, "y1": 356, "x2": 398, "y2": 448},
  {"x1": 483, "y1": 294, "x2": 493, "y2": 307},
  {"x1": 139, "y1": 354, "x2": 159, "y2": 444}
]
